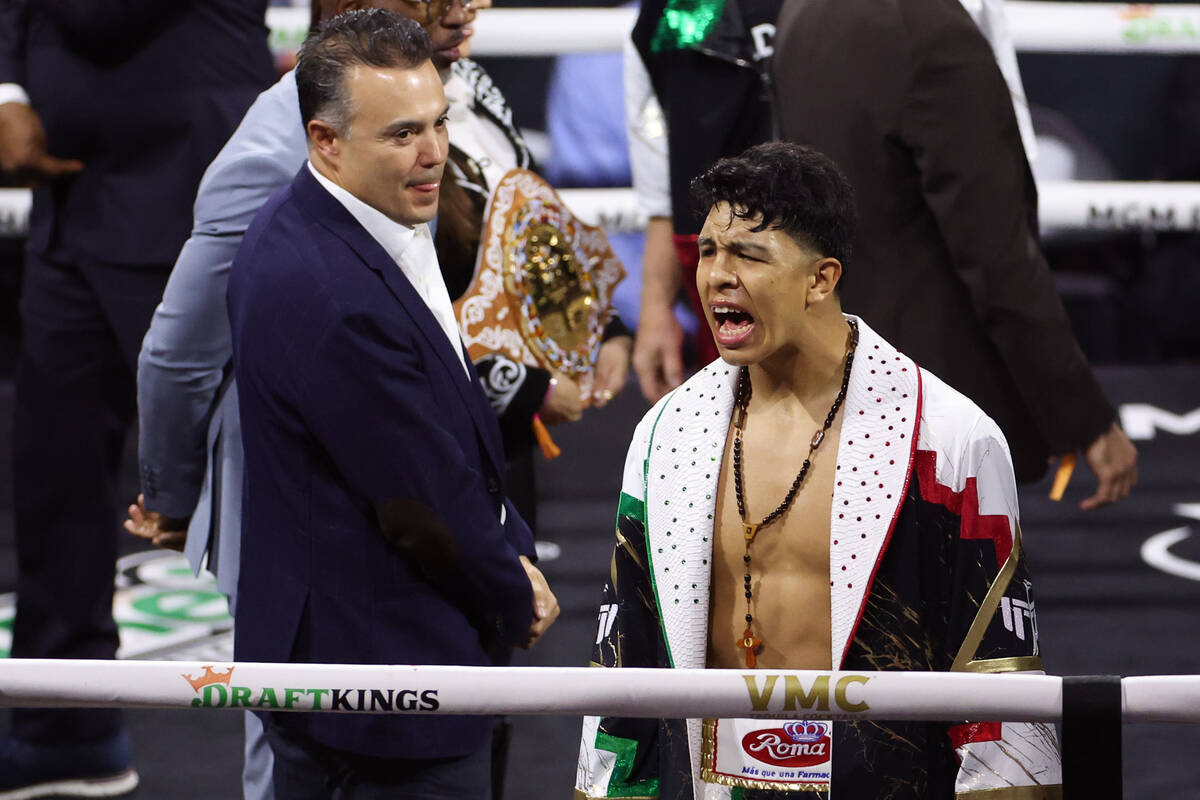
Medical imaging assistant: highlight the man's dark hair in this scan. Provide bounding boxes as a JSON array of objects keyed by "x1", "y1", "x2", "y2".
[
  {"x1": 296, "y1": 9, "x2": 433, "y2": 136},
  {"x1": 690, "y1": 142, "x2": 857, "y2": 264}
]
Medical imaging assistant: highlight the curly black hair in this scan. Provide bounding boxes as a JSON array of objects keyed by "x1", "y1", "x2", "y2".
[{"x1": 690, "y1": 142, "x2": 857, "y2": 264}]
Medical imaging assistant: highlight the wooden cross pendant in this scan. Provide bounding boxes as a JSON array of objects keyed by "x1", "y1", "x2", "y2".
[
  {"x1": 737, "y1": 627, "x2": 763, "y2": 668},
  {"x1": 742, "y1": 522, "x2": 760, "y2": 544}
]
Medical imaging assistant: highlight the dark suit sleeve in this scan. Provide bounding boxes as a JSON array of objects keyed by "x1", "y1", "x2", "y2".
[
  {"x1": 294, "y1": 307, "x2": 534, "y2": 648},
  {"x1": 0, "y1": 0, "x2": 27, "y2": 84},
  {"x1": 897, "y1": 21, "x2": 1114, "y2": 455},
  {"x1": 502, "y1": 495, "x2": 535, "y2": 558}
]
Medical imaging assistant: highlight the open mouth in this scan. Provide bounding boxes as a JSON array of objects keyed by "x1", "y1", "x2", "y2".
[{"x1": 711, "y1": 304, "x2": 755, "y2": 345}]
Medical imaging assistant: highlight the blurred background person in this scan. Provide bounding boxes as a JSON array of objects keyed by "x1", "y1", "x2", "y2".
[
  {"x1": 0, "y1": 2, "x2": 273, "y2": 797},
  {"x1": 626, "y1": 0, "x2": 781, "y2": 402},
  {"x1": 771, "y1": 0, "x2": 1136, "y2": 506}
]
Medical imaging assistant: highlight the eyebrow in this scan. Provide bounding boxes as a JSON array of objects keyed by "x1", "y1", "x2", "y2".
[
  {"x1": 380, "y1": 104, "x2": 451, "y2": 137},
  {"x1": 698, "y1": 235, "x2": 769, "y2": 258},
  {"x1": 729, "y1": 241, "x2": 769, "y2": 257}
]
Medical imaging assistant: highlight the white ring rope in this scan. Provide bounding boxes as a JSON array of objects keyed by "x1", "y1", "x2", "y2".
[
  {"x1": 0, "y1": 660, "x2": 1198, "y2": 724},
  {"x1": 3, "y1": 183, "x2": 1200, "y2": 238},
  {"x1": 1123, "y1": 676, "x2": 1200, "y2": 722},
  {"x1": 266, "y1": 3, "x2": 1200, "y2": 56},
  {"x1": 2, "y1": 5, "x2": 1191, "y2": 240},
  {"x1": 562, "y1": 182, "x2": 1200, "y2": 234},
  {"x1": 0, "y1": 661, "x2": 1063, "y2": 721}
]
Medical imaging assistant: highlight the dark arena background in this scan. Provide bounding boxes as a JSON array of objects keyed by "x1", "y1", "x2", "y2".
[{"x1": 3, "y1": 0, "x2": 1200, "y2": 796}]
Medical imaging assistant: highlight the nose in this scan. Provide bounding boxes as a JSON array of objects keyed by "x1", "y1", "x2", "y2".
[
  {"x1": 439, "y1": 0, "x2": 473, "y2": 26},
  {"x1": 699, "y1": 249, "x2": 739, "y2": 293},
  {"x1": 420, "y1": 127, "x2": 447, "y2": 167}
]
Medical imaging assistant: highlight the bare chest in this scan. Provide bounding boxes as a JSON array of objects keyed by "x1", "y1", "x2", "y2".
[{"x1": 708, "y1": 417, "x2": 840, "y2": 669}]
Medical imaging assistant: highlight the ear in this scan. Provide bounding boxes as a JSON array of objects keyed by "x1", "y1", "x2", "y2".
[
  {"x1": 306, "y1": 118, "x2": 341, "y2": 163},
  {"x1": 807, "y1": 257, "x2": 842, "y2": 305}
]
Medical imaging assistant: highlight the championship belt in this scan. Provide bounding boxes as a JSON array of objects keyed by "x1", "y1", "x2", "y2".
[{"x1": 453, "y1": 169, "x2": 626, "y2": 401}]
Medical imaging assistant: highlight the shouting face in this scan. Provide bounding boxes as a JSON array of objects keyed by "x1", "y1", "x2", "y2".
[{"x1": 697, "y1": 202, "x2": 831, "y2": 369}]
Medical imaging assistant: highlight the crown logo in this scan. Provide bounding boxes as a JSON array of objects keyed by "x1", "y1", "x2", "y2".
[
  {"x1": 783, "y1": 720, "x2": 828, "y2": 743},
  {"x1": 1119, "y1": 4, "x2": 1154, "y2": 20},
  {"x1": 182, "y1": 665, "x2": 235, "y2": 693}
]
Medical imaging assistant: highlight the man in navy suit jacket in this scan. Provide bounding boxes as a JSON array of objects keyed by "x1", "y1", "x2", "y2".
[{"x1": 227, "y1": 11, "x2": 556, "y2": 796}]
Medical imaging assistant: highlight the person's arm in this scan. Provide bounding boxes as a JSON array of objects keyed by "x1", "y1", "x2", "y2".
[
  {"x1": 0, "y1": 3, "x2": 83, "y2": 184},
  {"x1": 0, "y1": 0, "x2": 25, "y2": 85},
  {"x1": 123, "y1": 493, "x2": 188, "y2": 551},
  {"x1": 1078, "y1": 422, "x2": 1137, "y2": 511},
  {"x1": 130, "y1": 147, "x2": 295, "y2": 547},
  {"x1": 0, "y1": 94, "x2": 83, "y2": 184},
  {"x1": 624, "y1": 41, "x2": 684, "y2": 403},
  {"x1": 633, "y1": 216, "x2": 685, "y2": 403},
  {"x1": 577, "y1": 413, "x2": 664, "y2": 800},
  {"x1": 474, "y1": 355, "x2": 547, "y2": 424},
  {"x1": 518, "y1": 553, "x2": 559, "y2": 649},
  {"x1": 472, "y1": 355, "x2": 584, "y2": 433},
  {"x1": 136, "y1": 234, "x2": 238, "y2": 522},
  {"x1": 899, "y1": 21, "x2": 1135, "y2": 507},
  {"x1": 592, "y1": 326, "x2": 633, "y2": 408},
  {"x1": 945, "y1": 417, "x2": 1063, "y2": 794},
  {"x1": 136, "y1": 84, "x2": 303, "y2": 523}
]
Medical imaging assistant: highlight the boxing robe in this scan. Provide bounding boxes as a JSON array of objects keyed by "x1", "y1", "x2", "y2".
[{"x1": 577, "y1": 316, "x2": 1062, "y2": 800}]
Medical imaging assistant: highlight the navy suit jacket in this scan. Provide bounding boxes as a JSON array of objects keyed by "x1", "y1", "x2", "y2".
[
  {"x1": 0, "y1": 0, "x2": 274, "y2": 265},
  {"x1": 228, "y1": 165, "x2": 536, "y2": 759}
]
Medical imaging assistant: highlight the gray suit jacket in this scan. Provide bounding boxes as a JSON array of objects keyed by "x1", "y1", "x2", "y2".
[{"x1": 137, "y1": 70, "x2": 307, "y2": 599}]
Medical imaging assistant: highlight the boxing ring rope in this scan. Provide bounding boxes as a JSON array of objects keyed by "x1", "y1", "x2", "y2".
[
  {"x1": 0, "y1": 660, "x2": 1197, "y2": 724},
  {"x1": 0, "y1": 4, "x2": 1195, "y2": 239},
  {"x1": 2, "y1": 182, "x2": 1200, "y2": 238},
  {"x1": 558, "y1": 181, "x2": 1200, "y2": 234},
  {"x1": 265, "y1": 3, "x2": 1200, "y2": 56}
]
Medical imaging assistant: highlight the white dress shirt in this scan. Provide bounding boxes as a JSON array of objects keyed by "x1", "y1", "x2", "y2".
[
  {"x1": 0, "y1": 83, "x2": 30, "y2": 107},
  {"x1": 307, "y1": 161, "x2": 469, "y2": 377}
]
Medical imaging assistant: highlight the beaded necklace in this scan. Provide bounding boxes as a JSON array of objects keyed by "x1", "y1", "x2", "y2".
[{"x1": 731, "y1": 318, "x2": 858, "y2": 668}]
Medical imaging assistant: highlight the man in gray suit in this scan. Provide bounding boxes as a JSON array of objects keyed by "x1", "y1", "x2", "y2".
[{"x1": 125, "y1": 1, "x2": 489, "y2": 798}]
